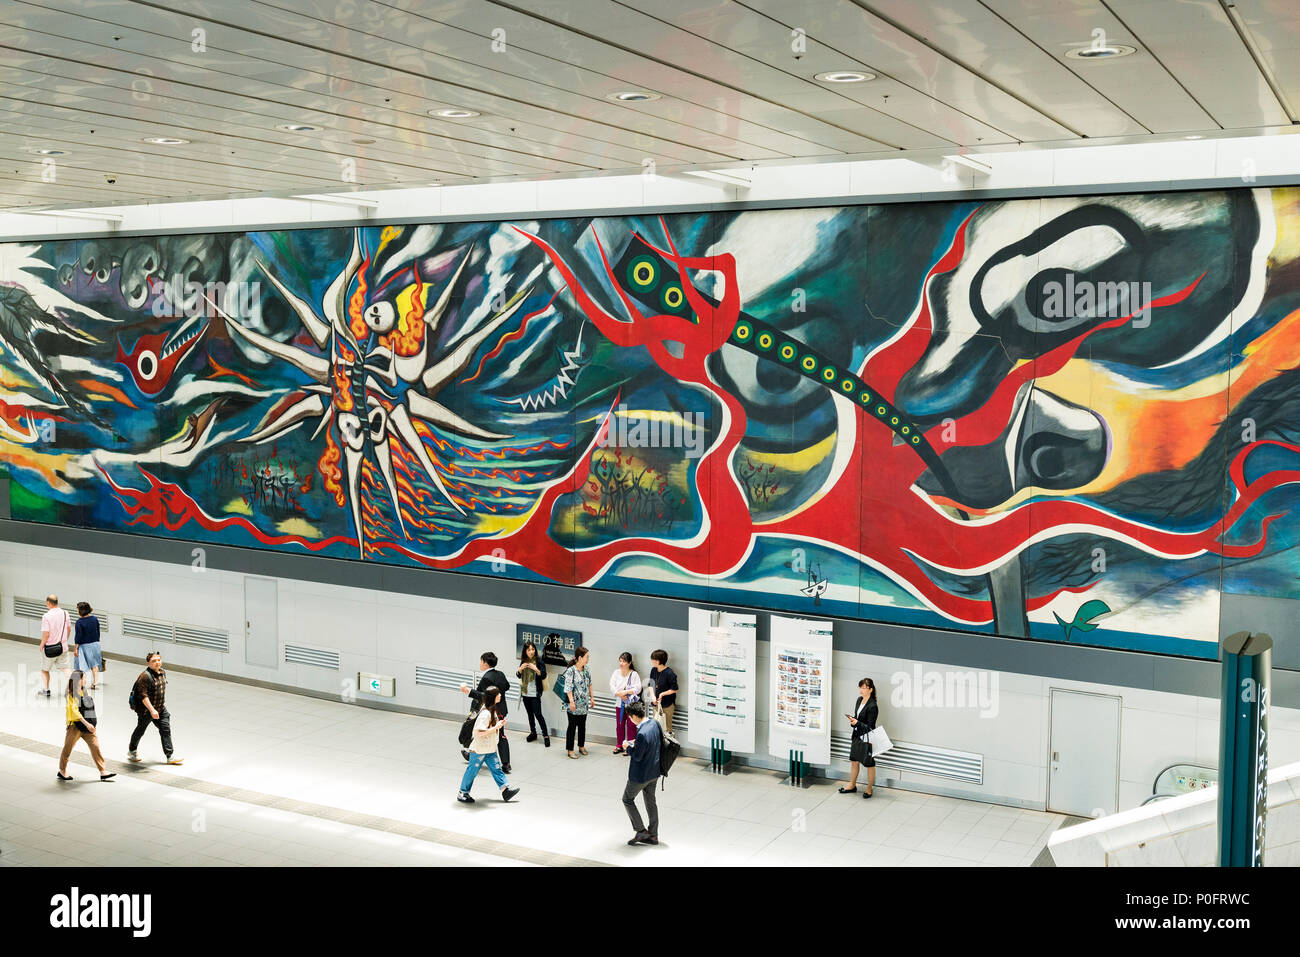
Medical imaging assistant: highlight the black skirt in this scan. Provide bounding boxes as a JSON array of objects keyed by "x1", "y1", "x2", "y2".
[{"x1": 850, "y1": 734, "x2": 874, "y2": 766}]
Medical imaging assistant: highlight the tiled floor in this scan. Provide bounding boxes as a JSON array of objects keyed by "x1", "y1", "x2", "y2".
[{"x1": 0, "y1": 638, "x2": 1066, "y2": 866}]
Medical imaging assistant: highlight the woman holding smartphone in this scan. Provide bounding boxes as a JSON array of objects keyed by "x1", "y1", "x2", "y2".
[
  {"x1": 516, "y1": 639, "x2": 550, "y2": 747},
  {"x1": 840, "y1": 677, "x2": 878, "y2": 798}
]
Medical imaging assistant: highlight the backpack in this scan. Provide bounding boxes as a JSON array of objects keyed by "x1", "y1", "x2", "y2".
[
  {"x1": 458, "y1": 705, "x2": 480, "y2": 749},
  {"x1": 128, "y1": 671, "x2": 154, "y2": 712},
  {"x1": 658, "y1": 726, "x2": 682, "y2": 789}
]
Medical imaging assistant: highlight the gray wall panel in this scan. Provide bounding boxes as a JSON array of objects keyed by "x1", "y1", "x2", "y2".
[{"x1": 4, "y1": 517, "x2": 1296, "y2": 706}]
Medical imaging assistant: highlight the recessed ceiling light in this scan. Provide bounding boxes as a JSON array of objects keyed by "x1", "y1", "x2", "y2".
[
  {"x1": 31, "y1": 148, "x2": 65, "y2": 156},
  {"x1": 431, "y1": 108, "x2": 480, "y2": 118},
  {"x1": 1065, "y1": 44, "x2": 1137, "y2": 60},
  {"x1": 1184, "y1": 134, "x2": 1205, "y2": 140},
  {"x1": 352, "y1": 138, "x2": 376, "y2": 145},
  {"x1": 814, "y1": 70, "x2": 875, "y2": 83},
  {"x1": 606, "y1": 91, "x2": 661, "y2": 102},
  {"x1": 276, "y1": 123, "x2": 322, "y2": 132},
  {"x1": 142, "y1": 136, "x2": 189, "y2": 145}
]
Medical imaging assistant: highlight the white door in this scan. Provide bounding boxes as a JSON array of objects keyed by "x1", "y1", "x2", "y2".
[
  {"x1": 1048, "y1": 689, "x2": 1121, "y2": 817},
  {"x1": 244, "y1": 577, "x2": 278, "y2": 668}
]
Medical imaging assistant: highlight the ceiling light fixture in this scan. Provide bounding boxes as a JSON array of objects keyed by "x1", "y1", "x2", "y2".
[
  {"x1": 27, "y1": 209, "x2": 124, "y2": 223},
  {"x1": 944, "y1": 153, "x2": 993, "y2": 175},
  {"x1": 1184, "y1": 134, "x2": 1205, "y2": 140},
  {"x1": 683, "y1": 169, "x2": 752, "y2": 188},
  {"x1": 293, "y1": 193, "x2": 380, "y2": 209},
  {"x1": 31, "y1": 148, "x2": 65, "y2": 155},
  {"x1": 142, "y1": 136, "x2": 189, "y2": 145},
  {"x1": 814, "y1": 70, "x2": 875, "y2": 83},
  {"x1": 431, "y1": 108, "x2": 479, "y2": 118},
  {"x1": 607, "y1": 91, "x2": 661, "y2": 102},
  {"x1": 276, "y1": 123, "x2": 322, "y2": 132},
  {"x1": 1064, "y1": 44, "x2": 1137, "y2": 60}
]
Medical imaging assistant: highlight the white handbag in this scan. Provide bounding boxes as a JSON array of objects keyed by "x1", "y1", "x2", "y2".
[{"x1": 866, "y1": 725, "x2": 893, "y2": 756}]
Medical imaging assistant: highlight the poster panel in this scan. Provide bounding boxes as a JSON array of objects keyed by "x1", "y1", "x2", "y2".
[
  {"x1": 767, "y1": 615, "x2": 833, "y2": 764},
  {"x1": 687, "y1": 606, "x2": 757, "y2": 753}
]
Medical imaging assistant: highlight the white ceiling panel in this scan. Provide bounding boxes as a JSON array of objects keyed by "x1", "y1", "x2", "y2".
[{"x1": 0, "y1": 0, "x2": 1295, "y2": 212}]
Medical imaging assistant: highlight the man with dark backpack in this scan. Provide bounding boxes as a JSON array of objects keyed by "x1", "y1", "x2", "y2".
[
  {"x1": 127, "y1": 652, "x2": 183, "y2": 765},
  {"x1": 459, "y1": 652, "x2": 512, "y2": 772},
  {"x1": 622, "y1": 701, "x2": 662, "y2": 846}
]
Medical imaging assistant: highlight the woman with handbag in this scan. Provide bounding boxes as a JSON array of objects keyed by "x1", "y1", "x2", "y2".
[
  {"x1": 74, "y1": 602, "x2": 103, "y2": 690},
  {"x1": 516, "y1": 639, "x2": 550, "y2": 747},
  {"x1": 457, "y1": 687, "x2": 519, "y2": 804},
  {"x1": 563, "y1": 647, "x2": 594, "y2": 759},
  {"x1": 840, "y1": 677, "x2": 878, "y2": 798},
  {"x1": 56, "y1": 670, "x2": 116, "y2": 782},
  {"x1": 609, "y1": 652, "x2": 642, "y2": 754}
]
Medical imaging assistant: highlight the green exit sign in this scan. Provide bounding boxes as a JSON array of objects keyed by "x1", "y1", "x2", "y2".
[{"x1": 357, "y1": 672, "x2": 395, "y2": 698}]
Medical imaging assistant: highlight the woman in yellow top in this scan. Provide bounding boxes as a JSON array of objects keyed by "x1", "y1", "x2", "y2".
[{"x1": 57, "y1": 670, "x2": 115, "y2": 782}]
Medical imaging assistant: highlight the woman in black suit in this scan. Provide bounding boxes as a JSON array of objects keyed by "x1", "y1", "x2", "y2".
[{"x1": 839, "y1": 677, "x2": 878, "y2": 798}]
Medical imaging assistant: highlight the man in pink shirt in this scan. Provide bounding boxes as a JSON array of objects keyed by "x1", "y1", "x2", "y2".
[{"x1": 39, "y1": 594, "x2": 73, "y2": 697}]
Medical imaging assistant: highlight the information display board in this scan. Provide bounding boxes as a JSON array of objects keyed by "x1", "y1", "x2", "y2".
[
  {"x1": 767, "y1": 615, "x2": 833, "y2": 765},
  {"x1": 687, "y1": 607, "x2": 757, "y2": 753}
]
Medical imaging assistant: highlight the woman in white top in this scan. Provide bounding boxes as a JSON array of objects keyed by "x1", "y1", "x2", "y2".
[
  {"x1": 458, "y1": 687, "x2": 519, "y2": 804},
  {"x1": 609, "y1": 652, "x2": 642, "y2": 754}
]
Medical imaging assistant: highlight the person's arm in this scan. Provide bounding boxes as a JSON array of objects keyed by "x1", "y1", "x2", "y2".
[
  {"x1": 630, "y1": 671, "x2": 642, "y2": 698},
  {"x1": 587, "y1": 669, "x2": 595, "y2": 707},
  {"x1": 139, "y1": 676, "x2": 159, "y2": 719}
]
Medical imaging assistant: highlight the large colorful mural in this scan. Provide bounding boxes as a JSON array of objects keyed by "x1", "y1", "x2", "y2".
[{"x1": 3, "y1": 189, "x2": 1299, "y2": 658}]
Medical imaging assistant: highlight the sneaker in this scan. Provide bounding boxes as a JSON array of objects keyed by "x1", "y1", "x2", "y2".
[
  {"x1": 641, "y1": 834, "x2": 659, "y2": 845},
  {"x1": 100, "y1": 773, "x2": 116, "y2": 782},
  {"x1": 39, "y1": 690, "x2": 51, "y2": 697},
  {"x1": 165, "y1": 756, "x2": 184, "y2": 765},
  {"x1": 627, "y1": 830, "x2": 649, "y2": 846},
  {"x1": 127, "y1": 751, "x2": 142, "y2": 763},
  {"x1": 501, "y1": 787, "x2": 519, "y2": 803},
  {"x1": 457, "y1": 792, "x2": 475, "y2": 804}
]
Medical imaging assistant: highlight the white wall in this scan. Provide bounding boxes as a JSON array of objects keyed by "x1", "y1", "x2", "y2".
[
  {"x1": 3, "y1": 133, "x2": 1298, "y2": 240},
  {"x1": 3, "y1": 537, "x2": 1297, "y2": 812}
]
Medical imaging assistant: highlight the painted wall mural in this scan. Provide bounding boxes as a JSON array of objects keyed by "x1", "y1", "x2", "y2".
[{"x1": 3, "y1": 188, "x2": 1299, "y2": 659}]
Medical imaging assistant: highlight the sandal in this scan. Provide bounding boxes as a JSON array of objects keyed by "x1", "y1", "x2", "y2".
[
  {"x1": 613, "y1": 747, "x2": 625, "y2": 754},
  {"x1": 567, "y1": 751, "x2": 578, "y2": 759},
  {"x1": 579, "y1": 748, "x2": 589, "y2": 756}
]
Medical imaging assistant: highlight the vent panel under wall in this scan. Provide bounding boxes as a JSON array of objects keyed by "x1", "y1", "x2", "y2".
[
  {"x1": 13, "y1": 597, "x2": 109, "y2": 634},
  {"x1": 830, "y1": 733, "x2": 983, "y2": 784},
  {"x1": 122, "y1": 616, "x2": 175, "y2": 644},
  {"x1": 174, "y1": 625, "x2": 230, "y2": 653},
  {"x1": 285, "y1": 644, "x2": 340, "y2": 670}
]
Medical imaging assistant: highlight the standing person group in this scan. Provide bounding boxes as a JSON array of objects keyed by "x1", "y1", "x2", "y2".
[
  {"x1": 840, "y1": 677, "x2": 878, "y2": 798},
  {"x1": 561, "y1": 647, "x2": 594, "y2": 759},
  {"x1": 516, "y1": 640, "x2": 550, "y2": 747},
  {"x1": 609, "y1": 652, "x2": 641, "y2": 753},
  {"x1": 646, "y1": 649, "x2": 678, "y2": 733}
]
